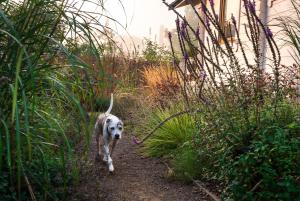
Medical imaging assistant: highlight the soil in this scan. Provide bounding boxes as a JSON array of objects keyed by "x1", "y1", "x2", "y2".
[{"x1": 70, "y1": 132, "x2": 218, "y2": 201}]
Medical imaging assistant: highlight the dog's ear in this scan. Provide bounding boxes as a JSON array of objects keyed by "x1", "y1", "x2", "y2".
[
  {"x1": 106, "y1": 118, "x2": 111, "y2": 124},
  {"x1": 117, "y1": 121, "x2": 123, "y2": 130}
]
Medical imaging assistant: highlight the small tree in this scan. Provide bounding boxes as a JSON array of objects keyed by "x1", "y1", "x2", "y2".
[{"x1": 142, "y1": 39, "x2": 172, "y2": 63}]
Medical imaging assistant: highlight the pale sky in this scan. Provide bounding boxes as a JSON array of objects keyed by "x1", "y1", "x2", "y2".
[{"x1": 104, "y1": 0, "x2": 183, "y2": 39}]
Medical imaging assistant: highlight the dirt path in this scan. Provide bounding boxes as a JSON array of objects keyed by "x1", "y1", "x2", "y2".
[{"x1": 70, "y1": 132, "x2": 215, "y2": 201}]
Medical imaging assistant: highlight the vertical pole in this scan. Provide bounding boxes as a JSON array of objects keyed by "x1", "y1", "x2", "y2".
[
  {"x1": 197, "y1": 0, "x2": 206, "y2": 64},
  {"x1": 258, "y1": 0, "x2": 269, "y2": 71}
]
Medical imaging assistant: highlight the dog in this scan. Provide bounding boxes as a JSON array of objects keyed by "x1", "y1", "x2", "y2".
[{"x1": 94, "y1": 94, "x2": 123, "y2": 172}]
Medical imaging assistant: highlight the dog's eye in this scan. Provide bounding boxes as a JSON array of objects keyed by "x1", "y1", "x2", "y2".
[
  {"x1": 118, "y1": 127, "x2": 123, "y2": 130},
  {"x1": 111, "y1": 127, "x2": 115, "y2": 130}
]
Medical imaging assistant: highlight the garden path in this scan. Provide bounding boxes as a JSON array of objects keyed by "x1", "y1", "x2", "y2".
[{"x1": 70, "y1": 132, "x2": 216, "y2": 201}]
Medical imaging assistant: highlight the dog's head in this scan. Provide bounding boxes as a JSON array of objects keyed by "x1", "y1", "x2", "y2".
[{"x1": 106, "y1": 117, "x2": 124, "y2": 140}]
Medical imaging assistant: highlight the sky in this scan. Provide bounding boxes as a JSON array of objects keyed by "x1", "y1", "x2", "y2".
[{"x1": 104, "y1": 0, "x2": 183, "y2": 39}]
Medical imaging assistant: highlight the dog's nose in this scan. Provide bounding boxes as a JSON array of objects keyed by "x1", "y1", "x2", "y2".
[{"x1": 115, "y1": 134, "x2": 120, "y2": 139}]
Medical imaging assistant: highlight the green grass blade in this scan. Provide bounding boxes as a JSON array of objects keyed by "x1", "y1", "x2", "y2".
[
  {"x1": 11, "y1": 49, "x2": 24, "y2": 122},
  {"x1": 15, "y1": 104, "x2": 22, "y2": 201},
  {"x1": 0, "y1": 122, "x2": 2, "y2": 171},
  {"x1": 1, "y1": 119, "x2": 12, "y2": 182},
  {"x1": 22, "y1": 90, "x2": 32, "y2": 161}
]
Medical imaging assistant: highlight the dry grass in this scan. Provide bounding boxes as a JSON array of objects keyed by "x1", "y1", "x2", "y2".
[{"x1": 142, "y1": 65, "x2": 180, "y2": 105}]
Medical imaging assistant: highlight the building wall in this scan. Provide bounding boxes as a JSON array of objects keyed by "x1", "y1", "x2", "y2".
[
  {"x1": 193, "y1": 0, "x2": 296, "y2": 69},
  {"x1": 233, "y1": 0, "x2": 295, "y2": 67},
  {"x1": 267, "y1": 0, "x2": 296, "y2": 66}
]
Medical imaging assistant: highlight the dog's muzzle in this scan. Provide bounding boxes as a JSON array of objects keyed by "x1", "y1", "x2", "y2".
[{"x1": 115, "y1": 134, "x2": 120, "y2": 139}]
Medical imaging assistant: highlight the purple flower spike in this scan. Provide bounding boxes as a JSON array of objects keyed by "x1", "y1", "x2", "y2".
[
  {"x1": 168, "y1": 32, "x2": 172, "y2": 39},
  {"x1": 195, "y1": 27, "x2": 200, "y2": 36},
  {"x1": 209, "y1": 0, "x2": 214, "y2": 7},
  {"x1": 201, "y1": 5, "x2": 207, "y2": 13},
  {"x1": 180, "y1": 29, "x2": 186, "y2": 38},
  {"x1": 248, "y1": 1, "x2": 256, "y2": 13},
  {"x1": 231, "y1": 14, "x2": 236, "y2": 25},
  {"x1": 184, "y1": 53, "x2": 189, "y2": 61},
  {"x1": 266, "y1": 27, "x2": 273, "y2": 38},
  {"x1": 181, "y1": 21, "x2": 186, "y2": 30},
  {"x1": 206, "y1": 18, "x2": 210, "y2": 28},
  {"x1": 200, "y1": 71, "x2": 207, "y2": 79}
]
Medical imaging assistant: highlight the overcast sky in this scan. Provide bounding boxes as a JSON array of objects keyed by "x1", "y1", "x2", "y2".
[{"x1": 104, "y1": 0, "x2": 183, "y2": 39}]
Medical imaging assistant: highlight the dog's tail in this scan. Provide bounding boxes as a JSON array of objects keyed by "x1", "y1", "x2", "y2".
[{"x1": 105, "y1": 93, "x2": 114, "y2": 115}]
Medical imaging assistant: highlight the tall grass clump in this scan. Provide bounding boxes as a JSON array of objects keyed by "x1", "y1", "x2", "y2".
[
  {"x1": 138, "y1": 0, "x2": 300, "y2": 199},
  {"x1": 140, "y1": 104, "x2": 196, "y2": 157},
  {"x1": 142, "y1": 65, "x2": 180, "y2": 106},
  {"x1": 0, "y1": 0, "x2": 119, "y2": 200}
]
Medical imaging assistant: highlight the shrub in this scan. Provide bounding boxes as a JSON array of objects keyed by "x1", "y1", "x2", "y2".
[
  {"x1": 142, "y1": 39, "x2": 172, "y2": 63},
  {"x1": 172, "y1": 143, "x2": 201, "y2": 181},
  {"x1": 223, "y1": 103, "x2": 300, "y2": 200}
]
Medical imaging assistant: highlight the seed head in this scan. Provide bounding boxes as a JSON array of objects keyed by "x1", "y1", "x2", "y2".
[{"x1": 248, "y1": 1, "x2": 256, "y2": 13}]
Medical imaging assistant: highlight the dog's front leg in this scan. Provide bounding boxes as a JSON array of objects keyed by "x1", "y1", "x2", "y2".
[
  {"x1": 103, "y1": 144, "x2": 114, "y2": 172},
  {"x1": 94, "y1": 124, "x2": 101, "y2": 161},
  {"x1": 95, "y1": 134, "x2": 100, "y2": 161}
]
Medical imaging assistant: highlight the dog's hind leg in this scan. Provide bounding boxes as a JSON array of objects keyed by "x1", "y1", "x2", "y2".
[
  {"x1": 98, "y1": 133, "x2": 105, "y2": 157},
  {"x1": 94, "y1": 121, "x2": 102, "y2": 161},
  {"x1": 96, "y1": 135, "x2": 103, "y2": 161}
]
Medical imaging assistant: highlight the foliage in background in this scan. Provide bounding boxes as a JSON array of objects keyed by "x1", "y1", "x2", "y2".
[
  {"x1": 0, "y1": 0, "x2": 118, "y2": 200},
  {"x1": 142, "y1": 39, "x2": 172, "y2": 63}
]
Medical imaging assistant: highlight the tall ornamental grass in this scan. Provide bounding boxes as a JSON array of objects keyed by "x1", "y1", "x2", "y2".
[
  {"x1": 140, "y1": 104, "x2": 196, "y2": 157},
  {"x1": 0, "y1": 0, "x2": 119, "y2": 200}
]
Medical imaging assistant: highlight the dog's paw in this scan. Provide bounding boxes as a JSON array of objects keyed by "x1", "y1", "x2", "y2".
[
  {"x1": 103, "y1": 156, "x2": 108, "y2": 162},
  {"x1": 108, "y1": 164, "x2": 114, "y2": 172}
]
